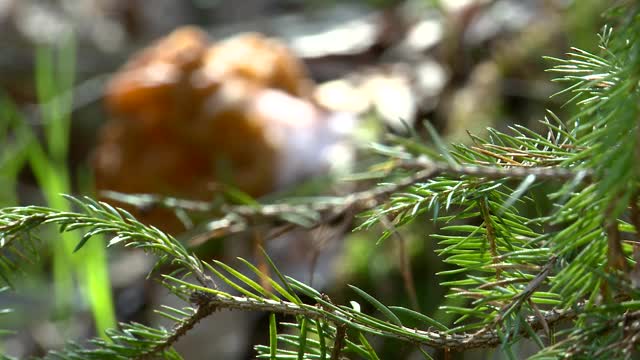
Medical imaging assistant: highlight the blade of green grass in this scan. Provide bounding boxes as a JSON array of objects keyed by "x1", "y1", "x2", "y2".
[{"x1": 28, "y1": 31, "x2": 116, "y2": 338}]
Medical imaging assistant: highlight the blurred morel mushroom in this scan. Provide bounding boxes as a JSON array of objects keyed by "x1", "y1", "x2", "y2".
[{"x1": 94, "y1": 27, "x2": 354, "y2": 233}]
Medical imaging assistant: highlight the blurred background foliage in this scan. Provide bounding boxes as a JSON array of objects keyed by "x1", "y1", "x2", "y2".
[{"x1": 0, "y1": 0, "x2": 610, "y2": 358}]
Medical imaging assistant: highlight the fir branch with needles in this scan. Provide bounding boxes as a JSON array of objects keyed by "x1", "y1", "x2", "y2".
[{"x1": 2, "y1": 2, "x2": 640, "y2": 359}]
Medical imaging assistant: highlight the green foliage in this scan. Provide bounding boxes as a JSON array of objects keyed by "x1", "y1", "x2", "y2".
[
  {"x1": 0, "y1": 32, "x2": 116, "y2": 338},
  {"x1": 2, "y1": 1, "x2": 640, "y2": 359}
]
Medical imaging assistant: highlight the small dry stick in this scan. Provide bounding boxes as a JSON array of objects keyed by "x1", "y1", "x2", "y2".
[
  {"x1": 380, "y1": 216, "x2": 420, "y2": 311},
  {"x1": 479, "y1": 197, "x2": 501, "y2": 280},
  {"x1": 331, "y1": 325, "x2": 347, "y2": 360}
]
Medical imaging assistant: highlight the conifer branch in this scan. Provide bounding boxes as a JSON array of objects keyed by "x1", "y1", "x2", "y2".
[
  {"x1": 2, "y1": 3, "x2": 640, "y2": 357},
  {"x1": 185, "y1": 290, "x2": 577, "y2": 351},
  {"x1": 103, "y1": 158, "x2": 593, "y2": 241},
  {"x1": 135, "y1": 301, "x2": 218, "y2": 360}
]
